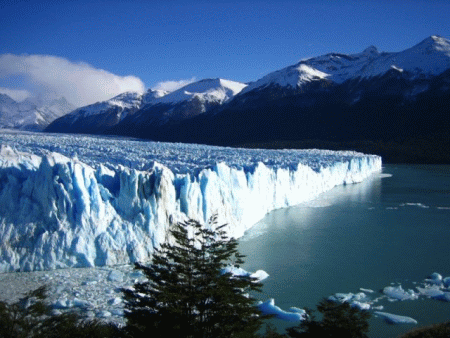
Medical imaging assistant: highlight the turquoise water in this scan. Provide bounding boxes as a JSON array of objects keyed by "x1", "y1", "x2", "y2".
[{"x1": 238, "y1": 164, "x2": 450, "y2": 337}]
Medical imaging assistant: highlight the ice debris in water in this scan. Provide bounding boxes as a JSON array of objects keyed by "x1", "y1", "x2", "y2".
[
  {"x1": 383, "y1": 285, "x2": 419, "y2": 301},
  {"x1": 374, "y1": 312, "x2": 418, "y2": 325},
  {"x1": 257, "y1": 298, "x2": 306, "y2": 322},
  {"x1": 221, "y1": 266, "x2": 269, "y2": 282}
]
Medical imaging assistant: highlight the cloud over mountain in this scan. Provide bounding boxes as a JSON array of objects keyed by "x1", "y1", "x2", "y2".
[
  {"x1": 0, "y1": 87, "x2": 31, "y2": 102},
  {"x1": 0, "y1": 54, "x2": 145, "y2": 107},
  {"x1": 152, "y1": 77, "x2": 197, "y2": 92}
]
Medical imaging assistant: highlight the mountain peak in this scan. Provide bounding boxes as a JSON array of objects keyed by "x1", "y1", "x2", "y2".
[
  {"x1": 413, "y1": 35, "x2": 450, "y2": 53},
  {"x1": 362, "y1": 45, "x2": 379, "y2": 55},
  {"x1": 156, "y1": 78, "x2": 247, "y2": 105}
]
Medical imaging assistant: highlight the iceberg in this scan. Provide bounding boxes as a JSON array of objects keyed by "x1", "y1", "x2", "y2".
[
  {"x1": 374, "y1": 311, "x2": 417, "y2": 325},
  {"x1": 383, "y1": 285, "x2": 419, "y2": 301},
  {"x1": 257, "y1": 298, "x2": 306, "y2": 322},
  {"x1": 0, "y1": 131, "x2": 381, "y2": 272}
]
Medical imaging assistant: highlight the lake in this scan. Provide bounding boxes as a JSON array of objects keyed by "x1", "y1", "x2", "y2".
[{"x1": 238, "y1": 164, "x2": 450, "y2": 337}]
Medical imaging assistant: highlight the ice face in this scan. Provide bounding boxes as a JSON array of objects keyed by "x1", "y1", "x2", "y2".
[{"x1": 0, "y1": 130, "x2": 381, "y2": 272}]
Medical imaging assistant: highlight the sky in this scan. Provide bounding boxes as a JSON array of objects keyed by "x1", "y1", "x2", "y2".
[{"x1": 1, "y1": 0, "x2": 449, "y2": 107}]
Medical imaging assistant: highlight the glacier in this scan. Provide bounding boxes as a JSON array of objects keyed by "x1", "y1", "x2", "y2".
[{"x1": 0, "y1": 130, "x2": 381, "y2": 272}]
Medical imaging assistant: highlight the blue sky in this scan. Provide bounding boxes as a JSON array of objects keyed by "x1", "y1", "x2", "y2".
[{"x1": 1, "y1": 0, "x2": 449, "y2": 106}]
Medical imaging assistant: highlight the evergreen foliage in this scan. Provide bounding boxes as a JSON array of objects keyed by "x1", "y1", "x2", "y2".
[
  {"x1": 400, "y1": 322, "x2": 450, "y2": 338},
  {"x1": 122, "y1": 216, "x2": 265, "y2": 338},
  {"x1": 286, "y1": 299, "x2": 370, "y2": 338},
  {"x1": 0, "y1": 286, "x2": 122, "y2": 338}
]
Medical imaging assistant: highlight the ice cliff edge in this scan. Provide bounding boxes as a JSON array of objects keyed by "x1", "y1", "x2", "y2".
[{"x1": 0, "y1": 143, "x2": 381, "y2": 272}]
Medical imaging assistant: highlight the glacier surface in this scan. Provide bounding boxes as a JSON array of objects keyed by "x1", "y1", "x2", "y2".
[{"x1": 0, "y1": 130, "x2": 381, "y2": 272}]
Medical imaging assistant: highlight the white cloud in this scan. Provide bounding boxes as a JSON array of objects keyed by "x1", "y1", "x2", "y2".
[
  {"x1": 152, "y1": 77, "x2": 196, "y2": 92},
  {"x1": 0, "y1": 54, "x2": 145, "y2": 108},
  {"x1": 0, "y1": 87, "x2": 31, "y2": 102}
]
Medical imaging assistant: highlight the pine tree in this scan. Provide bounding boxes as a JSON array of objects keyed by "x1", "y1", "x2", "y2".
[
  {"x1": 286, "y1": 298, "x2": 370, "y2": 338},
  {"x1": 122, "y1": 216, "x2": 265, "y2": 338}
]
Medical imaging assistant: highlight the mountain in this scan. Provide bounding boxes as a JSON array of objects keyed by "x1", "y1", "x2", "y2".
[
  {"x1": 47, "y1": 78, "x2": 246, "y2": 135},
  {"x1": 45, "y1": 89, "x2": 168, "y2": 134},
  {"x1": 240, "y1": 35, "x2": 450, "y2": 94},
  {"x1": 106, "y1": 78, "x2": 247, "y2": 137},
  {"x1": 45, "y1": 36, "x2": 450, "y2": 162},
  {"x1": 0, "y1": 94, "x2": 74, "y2": 131},
  {"x1": 122, "y1": 35, "x2": 450, "y2": 163}
]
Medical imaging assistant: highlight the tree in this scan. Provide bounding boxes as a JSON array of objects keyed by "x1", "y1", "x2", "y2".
[
  {"x1": 401, "y1": 322, "x2": 450, "y2": 338},
  {"x1": 122, "y1": 216, "x2": 265, "y2": 338},
  {"x1": 286, "y1": 299, "x2": 371, "y2": 338},
  {"x1": 0, "y1": 286, "x2": 122, "y2": 338}
]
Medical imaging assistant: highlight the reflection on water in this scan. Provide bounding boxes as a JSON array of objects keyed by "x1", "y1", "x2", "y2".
[{"x1": 238, "y1": 165, "x2": 450, "y2": 338}]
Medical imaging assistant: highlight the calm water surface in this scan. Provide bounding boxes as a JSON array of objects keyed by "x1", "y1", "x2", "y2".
[{"x1": 238, "y1": 164, "x2": 450, "y2": 337}]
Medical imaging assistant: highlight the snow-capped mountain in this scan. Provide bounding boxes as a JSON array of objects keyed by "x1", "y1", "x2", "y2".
[
  {"x1": 148, "y1": 35, "x2": 450, "y2": 158},
  {"x1": 156, "y1": 78, "x2": 247, "y2": 105},
  {"x1": 45, "y1": 35, "x2": 450, "y2": 161},
  {"x1": 241, "y1": 35, "x2": 450, "y2": 94},
  {"x1": 46, "y1": 79, "x2": 245, "y2": 135},
  {"x1": 46, "y1": 89, "x2": 168, "y2": 134},
  {"x1": 113, "y1": 78, "x2": 247, "y2": 132},
  {"x1": 0, "y1": 94, "x2": 74, "y2": 131}
]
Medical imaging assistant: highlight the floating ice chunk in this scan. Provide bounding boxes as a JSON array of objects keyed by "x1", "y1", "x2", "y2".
[
  {"x1": 416, "y1": 285, "x2": 450, "y2": 301},
  {"x1": 351, "y1": 301, "x2": 371, "y2": 311},
  {"x1": 221, "y1": 266, "x2": 269, "y2": 282},
  {"x1": 107, "y1": 270, "x2": 124, "y2": 282},
  {"x1": 97, "y1": 310, "x2": 112, "y2": 318},
  {"x1": 383, "y1": 285, "x2": 419, "y2": 301},
  {"x1": 360, "y1": 288, "x2": 374, "y2": 293},
  {"x1": 257, "y1": 299, "x2": 306, "y2": 322},
  {"x1": 250, "y1": 270, "x2": 270, "y2": 282},
  {"x1": 374, "y1": 311, "x2": 417, "y2": 325},
  {"x1": 329, "y1": 293, "x2": 354, "y2": 303},
  {"x1": 399, "y1": 203, "x2": 429, "y2": 208},
  {"x1": 221, "y1": 266, "x2": 248, "y2": 276},
  {"x1": 72, "y1": 298, "x2": 91, "y2": 308},
  {"x1": 111, "y1": 309, "x2": 124, "y2": 316},
  {"x1": 329, "y1": 292, "x2": 369, "y2": 303},
  {"x1": 328, "y1": 292, "x2": 371, "y2": 311},
  {"x1": 81, "y1": 279, "x2": 98, "y2": 286},
  {"x1": 443, "y1": 277, "x2": 450, "y2": 287},
  {"x1": 107, "y1": 297, "x2": 122, "y2": 306},
  {"x1": 53, "y1": 299, "x2": 69, "y2": 309},
  {"x1": 425, "y1": 272, "x2": 443, "y2": 285}
]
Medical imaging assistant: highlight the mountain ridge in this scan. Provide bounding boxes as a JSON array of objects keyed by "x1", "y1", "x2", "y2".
[{"x1": 43, "y1": 35, "x2": 450, "y2": 162}]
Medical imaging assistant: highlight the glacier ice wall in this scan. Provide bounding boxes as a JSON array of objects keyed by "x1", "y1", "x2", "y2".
[{"x1": 0, "y1": 133, "x2": 381, "y2": 272}]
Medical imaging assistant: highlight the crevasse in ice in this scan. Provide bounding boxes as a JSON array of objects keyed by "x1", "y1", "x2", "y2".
[{"x1": 0, "y1": 132, "x2": 381, "y2": 272}]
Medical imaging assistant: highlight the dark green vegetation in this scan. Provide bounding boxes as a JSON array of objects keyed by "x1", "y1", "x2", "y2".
[
  {"x1": 122, "y1": 216, "x2": 265, "y2": 338},
  {"x1": 399, "y1": 322, "x2": 450, "y2": 338},
  {"x1": 286, "y1": 299, "x2": 370, "y2": 338},
  {"x1": 0, "y1": 286, "x2": 121, "y2": 338},
  {"x1": 0, "y1": 274, "x2": 441, "y2": 337}
]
